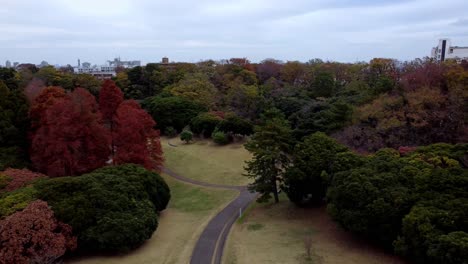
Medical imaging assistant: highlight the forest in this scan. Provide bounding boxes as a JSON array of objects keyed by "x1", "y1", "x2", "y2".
[{"x1": 0, "y1": 57, "x2": 467, "y2": 263}]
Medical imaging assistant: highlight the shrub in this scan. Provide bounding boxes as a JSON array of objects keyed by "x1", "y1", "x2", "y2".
[
  {"x1": 34, "y1": 164, "x2": 170, "y2": 252},
  {"x1": 212, "y1": 130, "x2": 230, "y2": 145},
  {"x1": 0, "y1": 186, "x2": 37, "y2": 218},
  {"x1": 216, "y1": 113, "x2": 253, "y2": 136},
  {"x1": 190, "y1": 112, "x2": 222, "y2": 138},
  {"x1": 180, "y1": 130, "x2": 193, "y2": 143},
  {"x1": 0, "y1": 147, "x2": 29, "y2": 171},
  {"x1": 1, "y1": 168, "x2": 46, "y2": 192},
  {"x1": 0, "y1": 200, "x2": 77, "y2": 264},
  {"x1": 164, "y1": 126, "x2": 177, "y2": 137}
]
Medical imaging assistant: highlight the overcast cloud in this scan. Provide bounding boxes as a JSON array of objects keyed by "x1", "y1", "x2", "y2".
[{"x1": 1, "y1": 0, "x2": 468, "y2": 65}]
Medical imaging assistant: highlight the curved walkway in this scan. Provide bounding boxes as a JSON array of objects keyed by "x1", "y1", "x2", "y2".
[{"x1": 162, "y1": 166, "x2": 256, "y2": 264}]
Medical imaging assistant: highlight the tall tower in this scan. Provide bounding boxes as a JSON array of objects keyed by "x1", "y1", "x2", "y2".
[
  {"x1": 78, "y1": 59, "x2": 81, "y2": 67},
  {"x1": 5, "y1": 60, "x2": 11, "y2": 68}
]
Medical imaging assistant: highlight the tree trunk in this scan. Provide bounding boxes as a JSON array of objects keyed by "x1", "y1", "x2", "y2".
[
  {"x1": 110, "y1": 121, "x2": 115, "y2": 165},
  {"x1": 272, "y1": 175, "x2": 279, "y2": 203}
]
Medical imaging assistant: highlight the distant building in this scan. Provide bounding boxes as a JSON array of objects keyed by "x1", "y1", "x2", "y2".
[
  {"x1": 432, "y1": 39, "x2": 468, "y2": 62},
  {"x1": 162, "y1": 57, "x2": 169, "y2": 64},
  {"x1": 13, "y1": 62, "x2": 19, "y2": 68},
  {"x1": 73, "y1": 58, "x2": 140, "y2": 80},
  {"x1": 107, "y1": 57, "x2": 141, "y2": 68},
  {"x1": 5, "y1": 60, "x2": 11, "y2": 68}
]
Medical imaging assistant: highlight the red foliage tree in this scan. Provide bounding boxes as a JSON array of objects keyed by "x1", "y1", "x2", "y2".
[
  {"x1": 31, "y1": 88, "x2": 110, "y2": 177},
  {"x1": 1, "y1": 168, "x2": 46, "y2": 192},
  {"x1": 99, "y1": 80, "x2": 124, "y2": 121},
  {"x1": 29, "y1": 86, "x2": 67, "y2": 131},
  {"x1": 0, "y1": 200, "x2": 77, "y2": 264},
  {"x1": 99, "y1": 80, "x2": 124, "y2": 163},
  {"x1": 113, "y1": 100, "x2": 163, "y2": 171}
]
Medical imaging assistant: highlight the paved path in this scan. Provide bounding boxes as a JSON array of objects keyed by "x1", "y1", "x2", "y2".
[{"x1": 162, "y1": 166, "x2": 256, "y2": 264}]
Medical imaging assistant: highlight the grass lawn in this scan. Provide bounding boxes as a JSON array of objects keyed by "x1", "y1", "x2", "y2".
[
  {"x1": 161, "y1": 137, "x2": 252, "y2": 186},
  {"x1": 68, "y1": 174, "x2": 238, "y2": 264},
  {"x1": 223, "y1": 194, "x2": 406, "y2": 264}
]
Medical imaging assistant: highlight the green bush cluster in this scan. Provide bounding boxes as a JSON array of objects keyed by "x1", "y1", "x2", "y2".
[
  {"x1": 0, "y1": 186, "x2": 37, "y2": 218},
  {"x1": 34, "y1": 164, "x2": 170, "y2": 252},
  {"x1": 190, "y1": 112, "x2": 222, "y2": 138},
  {"x1": 212, "y1": 130, "x2": 230, "y2": 145},
  {"x1": 324, "y1": 143, "x2": 468, "y2": 263}
]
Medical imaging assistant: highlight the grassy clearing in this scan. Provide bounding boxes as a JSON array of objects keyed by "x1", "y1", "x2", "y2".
[
  {"x1": 223, "y1": 194, "x2": 406, "y2": 264},
  {"x1": 161, "y1": 137, "x2": 252, "y2": 186},
  {"x1": 68, "y1": 174, "x2": 238, "y2": 264}
]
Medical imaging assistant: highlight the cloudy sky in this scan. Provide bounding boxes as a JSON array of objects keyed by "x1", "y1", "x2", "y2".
[{"x1": 1, "y1": 0, "x2": 468, "y2": 65}]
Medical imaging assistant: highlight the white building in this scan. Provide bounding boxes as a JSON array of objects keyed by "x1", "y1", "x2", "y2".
[
  {"x1": 431, "y1": 39, "x2": 468, "y2": 62},
  {"x1": 73, "y1": 58, "x2": 140, "y2": 79},
  {"x1": 5, "y1": 60, "x2": 11, "y2": 68}
]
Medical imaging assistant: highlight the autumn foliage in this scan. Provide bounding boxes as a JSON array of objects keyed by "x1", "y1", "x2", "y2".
[
  {"x1": 113, "y1": 100, "x2": 163, "y2": 171},
  {"x1": 0, "y1": 200, "x2": 77, "y2": 264},
  {"x1": 28, "y1": 86, "x2": 67, "y2": 130},
  {"x1": 30, "y1": 87, "x2": 110, "y2": 177},
  {"x1": 0, "y1": 168, "x2": 46, "y2": 192},
  {"x1": 99, "y1": 79, "x2": 124, "y2": 121}
]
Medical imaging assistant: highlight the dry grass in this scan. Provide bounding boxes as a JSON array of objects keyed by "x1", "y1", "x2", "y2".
[
  {"x1": 223, "y1": 195, "x2": 407, "y2": 264},
  {"x1": 161, "y1": 137, "x2": 252, "y2": 186},
  {"x1": 68, "y1": 174, "x2": 238, "y2": 264}
]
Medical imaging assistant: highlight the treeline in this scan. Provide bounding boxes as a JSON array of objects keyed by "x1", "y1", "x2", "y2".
[{"x1": 2, "y1": 57, "x2": 466, "y2": 151}]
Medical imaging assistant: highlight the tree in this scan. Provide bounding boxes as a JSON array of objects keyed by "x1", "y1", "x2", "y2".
[
  {"x1": 168, "y1": 73, "x2": 217, "y2": 107},
  {"x1": 244, "y1": 109, "x2": 293, "y2": 203},
  {"x1": 310, "y1": 71, "x2": 335, "y2": 98},
  {"x1": 216, "y1": 113, "x2": 253, "y2": 137},
  {"x1": 142, "y1": 96, "x2": 207, "y2": 132},
  {"x1": 283, "y1": 132, "x2": 348, "y2": 206},
  {"x1": 99, "y1": 80, "x2": 124, "y2": 163},
  {"x1": 0, "y1": 200, "x2": 77, "y2": 264},
  {"x1": 180, "y1": 130, "x2": 193, "y2": 143},
  {"x1": 31, "y1": 88, "x2": 110, "y2": 177},
  {"x1": 190, "y1": 112, "x2": 223, "y2": 138},
  {"x1": 29, "y1": 86, "x2": 67, "y2": 131},
  {"x1": 35, "y1": 164, "x2": 170, "y2": 252},
  {"x1": 113, "y1": 100, "x2": 163, "y2": 171}
]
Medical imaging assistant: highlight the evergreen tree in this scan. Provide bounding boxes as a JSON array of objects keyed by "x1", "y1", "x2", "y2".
[{"x1": 244, "y1": 109, "x2": 293, "y2": 203}]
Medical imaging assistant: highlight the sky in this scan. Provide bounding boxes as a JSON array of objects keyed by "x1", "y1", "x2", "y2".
[{"x1": 1, "y1": 0, "x2": 468, "y2": 66}]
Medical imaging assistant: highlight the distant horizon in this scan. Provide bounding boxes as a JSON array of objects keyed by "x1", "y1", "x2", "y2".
[{"x1": 2, "y1": 0, "x2": 468, "y2": 66}]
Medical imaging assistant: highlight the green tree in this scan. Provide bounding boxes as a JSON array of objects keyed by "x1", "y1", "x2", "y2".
[
  {"x1": 180, "y1": 130, "x2": 193, "y2": 144},
  {"x1": 244, "y1": 109, "x2": 293, "y2": 203},
  {"x1": 283, "y1": 132, "x2": 348, "y2": 206},
  {"x1": 168, "y1": 73, "x2": 217, "y2": 107},
  {"x1": 142, "y1": 96, "x2": 207, "y2": 132}
]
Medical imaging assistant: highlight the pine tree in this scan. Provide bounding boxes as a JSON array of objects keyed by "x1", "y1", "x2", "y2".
[{"x1": 244, "y1": 109, "x2": 293, "y2": 203}]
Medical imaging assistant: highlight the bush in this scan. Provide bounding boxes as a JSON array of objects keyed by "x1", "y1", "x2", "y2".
[
  {"x1": 180, "y1": 130, "x2": 193, "y2": 143},
  {"x1": 34, "y1": 164, "x2": 170, "y2": 252},
  {"x1": 0, "y1": 186, "x2": 37, "y2": 218},
  {"x1": 164, "y1": 126, "x2": 177, "y2": 137},
  {"x1": 0, "y1": 147, "x2": 29, "y2": 171},
  {"x1": 212, "y1": 130, "x2": 230, "y2": 145},
  {"x1": 0, "y1": 200, "x2": 77, "y2": 264},
  {"x1": 1, "y1": 168, "x2": 46, "y2": 192},
  {"x1": 326, "y1": 143, "x2": 468, "y2": 263},
  {"x1": 190, "y1": 112, "x2": 222, "y2": 138},
  {"x1": 216, "y1": 113, "x2": 253, "y2": 136}
]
